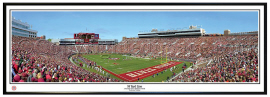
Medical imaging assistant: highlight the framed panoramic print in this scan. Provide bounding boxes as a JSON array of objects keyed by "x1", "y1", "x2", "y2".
[{"x1": 3, "y1": 2, "x2": 267, "y2": 94}]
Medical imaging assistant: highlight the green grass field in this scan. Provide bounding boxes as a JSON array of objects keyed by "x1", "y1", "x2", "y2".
[
  {"x1": 70, "y1": 56, "x2": 122, "y2": 80},
  {"x1": 78, "y1": 53, "x2": 192, "y2": 82},
  {"x1": 83, "y1": 54, "x2": 162, "y2": 74}
]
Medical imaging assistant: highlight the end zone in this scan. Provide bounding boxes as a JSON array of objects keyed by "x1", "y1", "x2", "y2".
[{"x1": 103, "y1": 61, "x2": 182, "y2": 82}]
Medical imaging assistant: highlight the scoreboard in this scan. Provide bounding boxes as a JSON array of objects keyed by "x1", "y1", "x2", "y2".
[{"x1": 74, "y1": 33, "x2": 99, "y2": 44}]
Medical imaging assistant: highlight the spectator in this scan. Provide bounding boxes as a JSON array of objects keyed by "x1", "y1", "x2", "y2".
[
  {"x1": 27, "y1": 68, "x2": 33, "y2": 82},
  {"x1": 37, "y1": 73, "x2": 45, "y2": 82}
]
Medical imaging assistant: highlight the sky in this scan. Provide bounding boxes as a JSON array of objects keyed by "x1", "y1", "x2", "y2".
[{"x1": 12, "y1": 11, "x2": 258, "y2": 42}]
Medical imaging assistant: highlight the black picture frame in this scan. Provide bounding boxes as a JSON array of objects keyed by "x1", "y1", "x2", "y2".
[{"x1": 3, "y1": 2, "x2": 267, "y2": 94}]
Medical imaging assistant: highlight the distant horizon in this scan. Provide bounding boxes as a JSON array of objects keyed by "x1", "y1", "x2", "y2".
[{"x1": 12, "y1": 11, "x2": 258, "y2": 42}]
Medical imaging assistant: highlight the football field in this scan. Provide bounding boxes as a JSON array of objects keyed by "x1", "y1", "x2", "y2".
[{"x1": 82, "y1": 54, "x2": 191, "y2": 82}]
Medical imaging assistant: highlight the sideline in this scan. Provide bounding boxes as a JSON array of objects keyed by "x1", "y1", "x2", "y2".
[
  {"x1": 167, "y1": 66, "x2": 193, "y2": 82},
  {"x1": 69, "y1": 56, "x2": 76, "y2": 65},
  {"x1": 168, "y1": 59, "x2": 213, "y2": 82},
  {"x1": 71, "y1": 55, "x2": 125, "y2": 81}
]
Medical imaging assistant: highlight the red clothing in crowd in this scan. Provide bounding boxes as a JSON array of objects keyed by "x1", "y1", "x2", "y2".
[
  {"x1": 19, "y1": 80, "x2": 24, "y2": 82},
  {"x1": 46, "y1": 74, "x2": 51, "y2": 79},
  {"x1": 38, "y1": 78, "x2": 45, "y2": 82},
  {"x1": 13, "y1": 64, "x2": 18, "y2": 74},
  {"x1": 13, "y1": 74, "x2": 20, "y2": 82},
  {"x1": 31, "y1": 77, "x2": 38, "y2": 82}
]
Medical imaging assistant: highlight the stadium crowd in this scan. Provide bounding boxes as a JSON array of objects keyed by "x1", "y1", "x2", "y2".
[
  {"x1": 11, "y1": 36, "x2": 122, "y2": 82},
  {"x1": 105, "y1": 35, "x2": 258, "y2": 82},
  {"x1": 11, "y1": 34, "x2": 258, "y2": 82},
  {"x1": 170, "y1": 36, "x2": 258, "y2": 82},
  {"x1": 110, "y1": 36, "x2": 258, "y2": 61},
  {"x1": 173, "y1": 47, "x2": 258, "y2": 82}
]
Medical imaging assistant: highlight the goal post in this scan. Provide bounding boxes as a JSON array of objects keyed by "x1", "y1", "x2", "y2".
[
  {"x1": 159, "y1": 46, "x2": 168, "y2": 64},
  {"x1": 155, "y1": 56, "x2": 168, "y2": 63}
]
